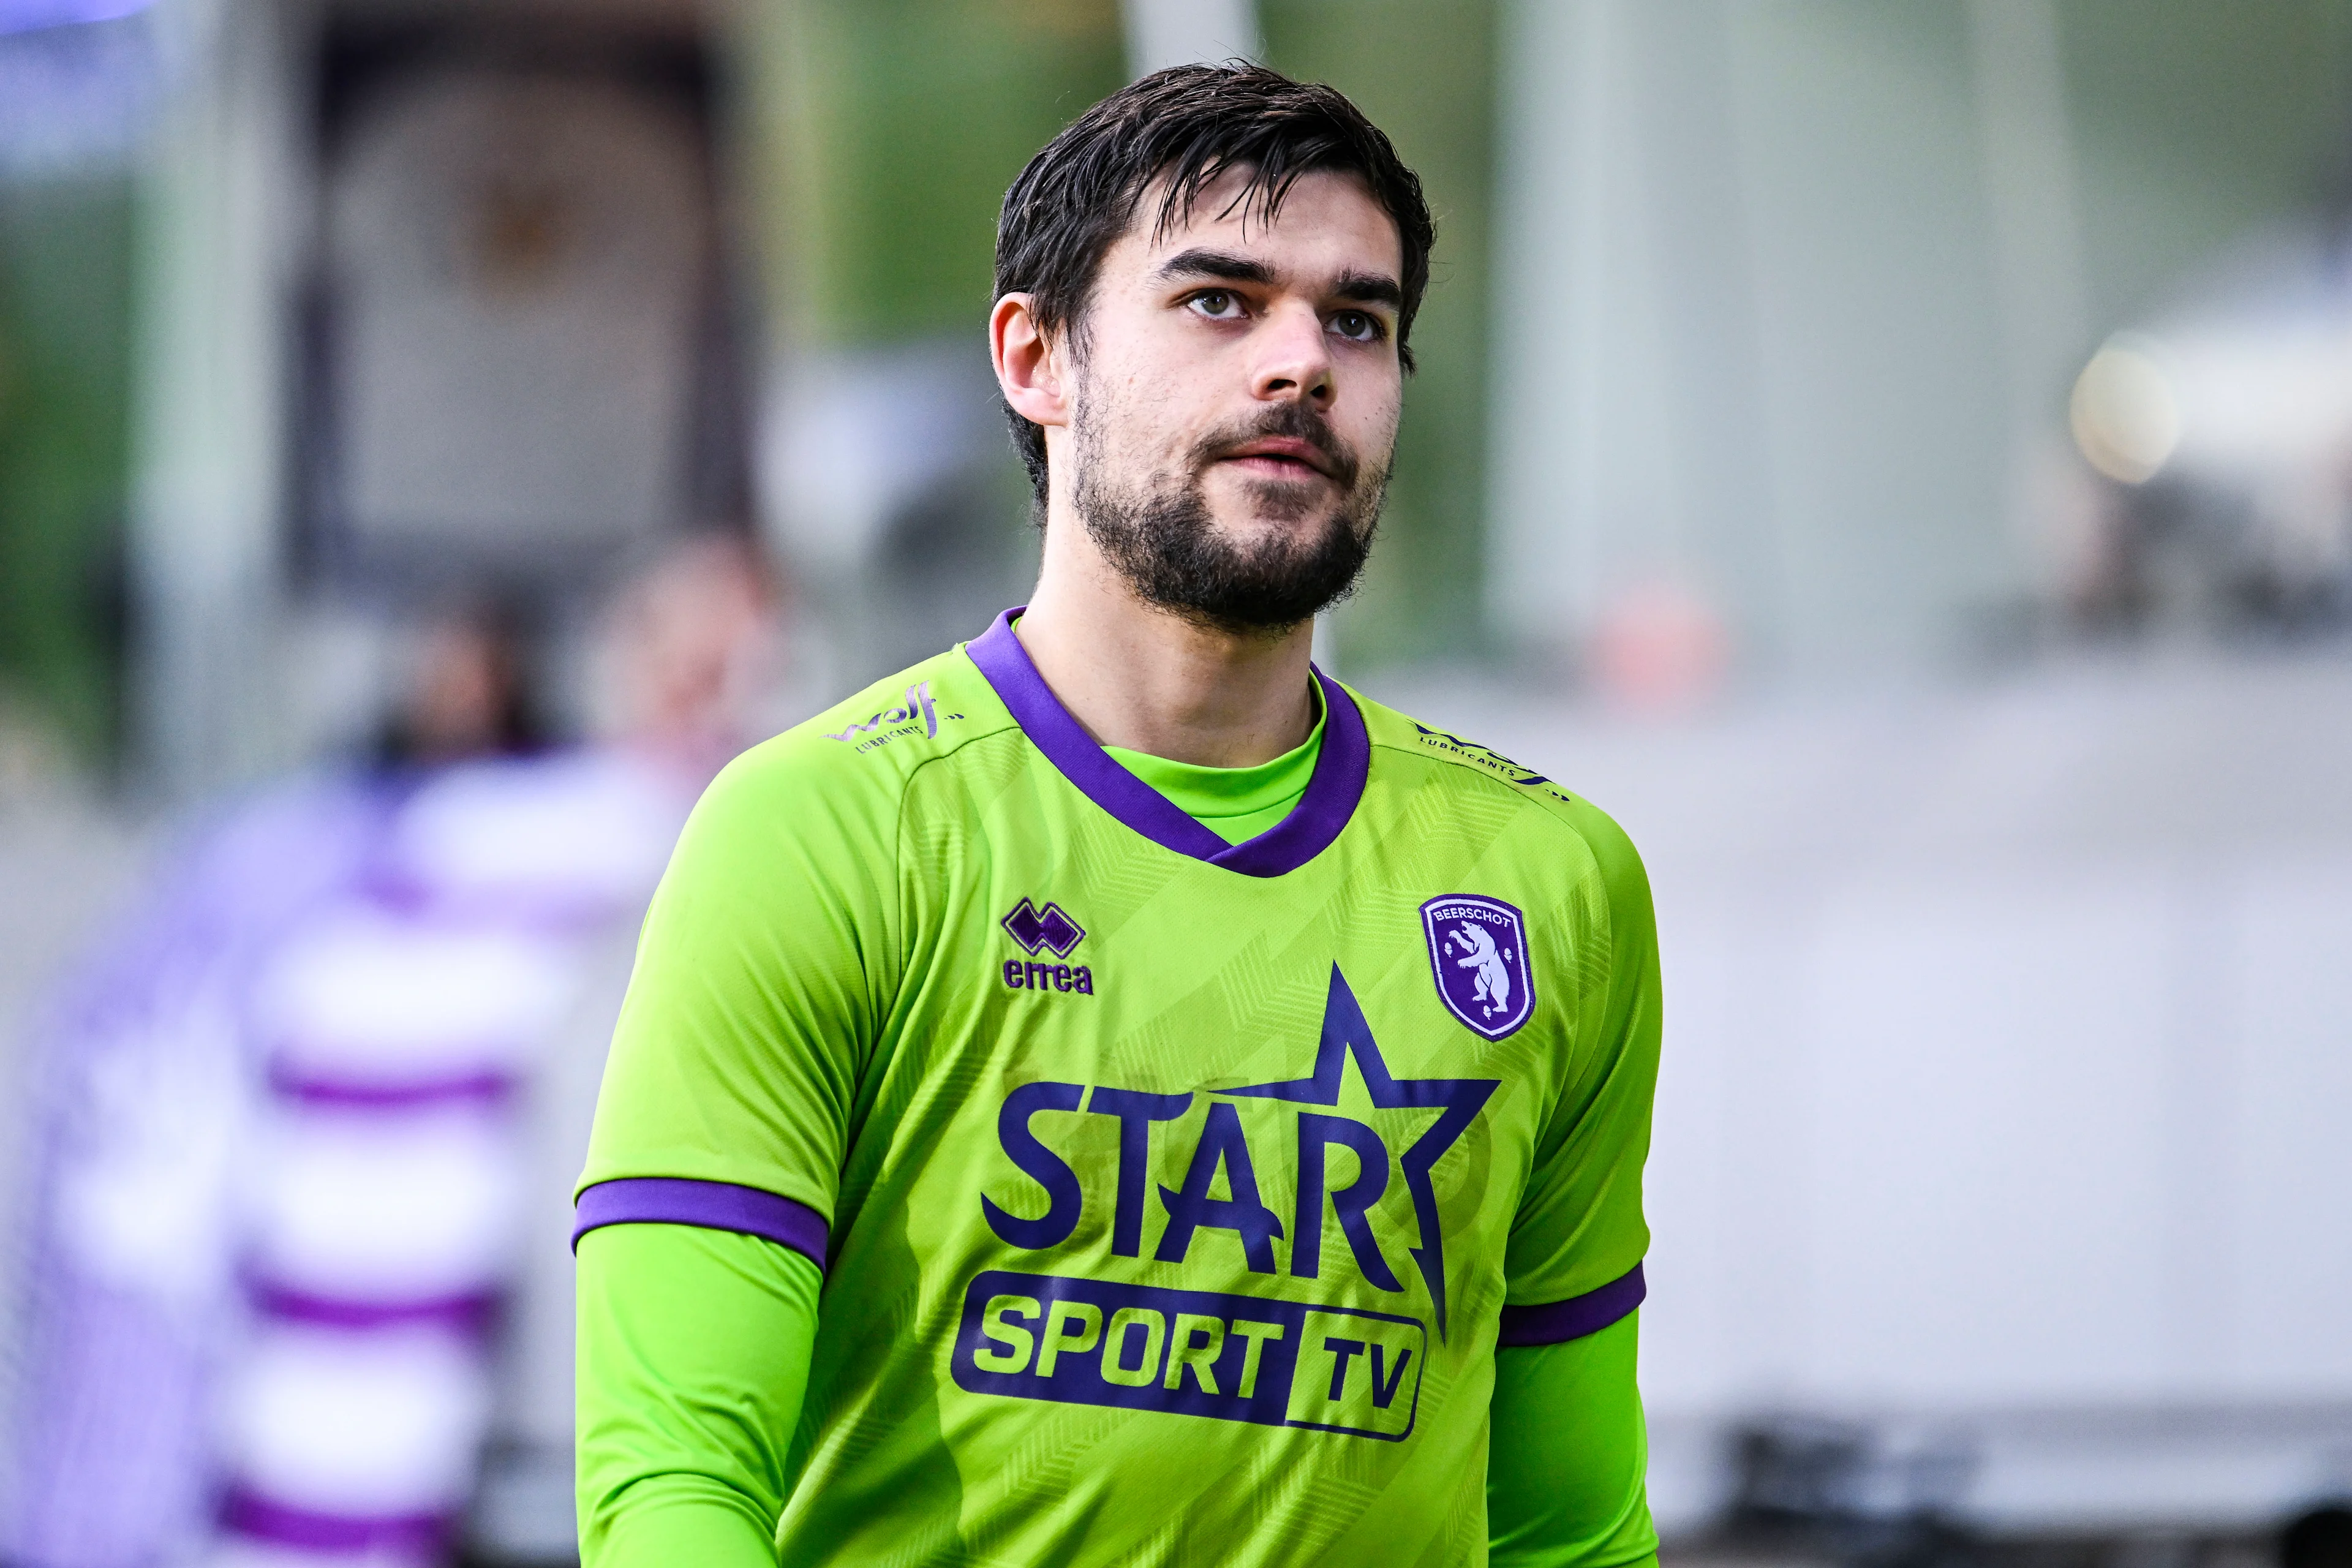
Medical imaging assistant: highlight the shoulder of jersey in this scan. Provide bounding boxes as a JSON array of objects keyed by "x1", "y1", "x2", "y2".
[
  {"x1": 1349, "y1": 684, "x2": 1607, "y2": 837},
  {"x1": 715, "y1": 643, "x2": 1017, "y2": 802}
]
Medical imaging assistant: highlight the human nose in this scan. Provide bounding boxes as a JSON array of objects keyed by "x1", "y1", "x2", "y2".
[{"x1": 1249, "y1": 302, "x2": 1334, "y2": 407}]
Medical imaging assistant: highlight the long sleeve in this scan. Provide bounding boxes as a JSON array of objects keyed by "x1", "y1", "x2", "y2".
[
  {"x1": 576, "y1": 1223, "x2": 822, "y2": 1566},
  {"x1": 1487, "y1": 1311, "x2": 1658, "y2": 1568}
]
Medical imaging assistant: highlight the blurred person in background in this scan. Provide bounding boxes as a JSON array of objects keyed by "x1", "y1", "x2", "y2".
[
  {"x1": 477, "y1": 535, "x2": 785, "y2": 1563},
  {"x1": 2, "y1": 535, "x2": 780, "y2": 1568}
]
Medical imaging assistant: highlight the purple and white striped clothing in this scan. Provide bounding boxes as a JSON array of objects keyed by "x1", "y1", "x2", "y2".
[{"x1": 6, "y1": 752, "x2": 693, "y2": 1568}]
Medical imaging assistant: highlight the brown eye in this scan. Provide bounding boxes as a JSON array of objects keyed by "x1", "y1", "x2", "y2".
[
  {"x1": 1332, "y1": 311, "x2": 1380, "y2": 342},
  {"x1": 1188, "y1": 290, "x2": 1240, "y2": 318}
]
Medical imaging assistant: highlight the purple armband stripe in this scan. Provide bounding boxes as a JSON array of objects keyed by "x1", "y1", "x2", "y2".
[
  {"x1": 251, "y1": 1281, "x2": 499, "y2": 1336},
  {"x1": 267, "y1": 1061, "x2": 515, "y2": 1109},
  {"x1": 221, "y1": 1489, "x2": 449, "y2": 1555},
  {"x1": 571, "y1": 1177, "x2": 829, "y2": 1268},
  {"x1": 1496, "y1": 1262, "x2": 1645, "y2": 1347}
]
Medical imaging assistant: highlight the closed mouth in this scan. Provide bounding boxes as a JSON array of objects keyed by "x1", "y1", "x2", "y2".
[{"x1": 1221, "y1": 439, "x2": 1335, "y2": 480}]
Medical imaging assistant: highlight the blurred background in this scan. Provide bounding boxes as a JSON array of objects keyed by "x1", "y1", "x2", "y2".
[{"x1": 0, "y1": 0, "x2": 2348, "y2": 1563}]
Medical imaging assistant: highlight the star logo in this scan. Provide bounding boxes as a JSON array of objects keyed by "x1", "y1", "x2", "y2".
[{"x1": 1218, "y1": 966, "x2": 1499, "y2": 1338}]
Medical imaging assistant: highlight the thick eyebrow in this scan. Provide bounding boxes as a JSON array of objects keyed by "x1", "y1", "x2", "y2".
[
  {"x1": 1152, "y1": 248, "x2": 1402, "y2": 312},
  {"x1": 1153, "y1": 247, "x2": 1277, "y2": 288},
  {"x1": 1329, "y1": 269, "x2": 1403, "y2": 311}
]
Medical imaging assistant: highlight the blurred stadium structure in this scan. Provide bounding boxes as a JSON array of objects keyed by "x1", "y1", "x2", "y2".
[{"x1": 0, "y1": 0, "x2": 2349, "y2": 1562}]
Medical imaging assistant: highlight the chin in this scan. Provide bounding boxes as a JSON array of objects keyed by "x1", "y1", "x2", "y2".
[
  {"x1": 1212, "y1": 478, "x2": 1341, "y2": 534},
  {"x1": 1216, "y1": 509, "x2": 1344, "y2": 552}
]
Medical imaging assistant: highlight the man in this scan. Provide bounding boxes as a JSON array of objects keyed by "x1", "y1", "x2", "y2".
[{"x1": 575, "y1": 65, "x2": 1660, "y2": 1567}]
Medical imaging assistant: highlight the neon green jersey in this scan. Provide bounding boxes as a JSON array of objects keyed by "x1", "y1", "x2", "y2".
[{"x1": 576, "y1": 610, "x2": 1661, "y2": 1567}]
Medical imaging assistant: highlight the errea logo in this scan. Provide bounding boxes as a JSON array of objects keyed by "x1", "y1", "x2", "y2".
[
  {"x1": 1001, "y1": 899, "x2": 1095, "y2": 996},
  {"x1": 1003, "y1": 898, "x2": 1084, "y2": 956}
]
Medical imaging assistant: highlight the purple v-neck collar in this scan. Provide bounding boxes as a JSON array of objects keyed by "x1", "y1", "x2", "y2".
[{"x1": 966, "y1": 608, "x2": 1368, "y2": 878}]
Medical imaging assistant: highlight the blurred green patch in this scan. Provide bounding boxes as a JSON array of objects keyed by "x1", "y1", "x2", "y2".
[
  {"x1": 752, "y1": 0, "x2": 1128, "y2": 348},
  {"x1": 0, "y1": 177, "x2": 134, "y2": 769}
]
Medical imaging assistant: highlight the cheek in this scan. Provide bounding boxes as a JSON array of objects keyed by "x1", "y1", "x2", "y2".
[
  {"x1": 1113, "y1": 312, "x2": 1240, "y2": 402},
  {"x1": 1088, "y1": 353, "x2": 1219, "y2": 460},
  {"x1": 1343, "y1": 390, "x2": 1403, "y2": 466},
  {"x1": 1120, "y1": 351, "x2": 1215, "y2": 429}
]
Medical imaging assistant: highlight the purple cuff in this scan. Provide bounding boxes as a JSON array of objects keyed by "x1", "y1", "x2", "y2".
[
  {"x1": 1496, "y1": 1262, "x2": 1645, "y2": 1347},
  {"x1": 572, "y1": 1178, "x2": 830, "y2": 1269}
]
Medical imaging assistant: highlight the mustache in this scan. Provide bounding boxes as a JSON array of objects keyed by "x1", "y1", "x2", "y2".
[{"x1": 1191, "y1": 402, "x2": 1362, "y2": 490}]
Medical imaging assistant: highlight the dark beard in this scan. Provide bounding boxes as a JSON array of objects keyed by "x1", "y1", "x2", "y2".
[{"x1": 1072, "y1": 402, "x2": 1385, "y2": 635}]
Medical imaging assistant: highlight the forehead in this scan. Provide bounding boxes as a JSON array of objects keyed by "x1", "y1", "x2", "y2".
[{"x1": 1107, "y1": 165, "x2": 1403, "y2": 284}]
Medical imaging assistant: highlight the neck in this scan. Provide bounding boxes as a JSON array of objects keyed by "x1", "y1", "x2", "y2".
[{"x1": 1014, "y1": 505, "x2": 1319, "y2": 769}]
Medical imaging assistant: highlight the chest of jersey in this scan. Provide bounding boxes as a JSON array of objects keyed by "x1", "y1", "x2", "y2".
[{"x1": 829, "y1": 737, "x2": 1583, "y2": 1453}]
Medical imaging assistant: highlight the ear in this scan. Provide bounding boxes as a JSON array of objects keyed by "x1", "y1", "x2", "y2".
[{"x1": 990, "y1": 293, "x2": 1070, "y2": 430}]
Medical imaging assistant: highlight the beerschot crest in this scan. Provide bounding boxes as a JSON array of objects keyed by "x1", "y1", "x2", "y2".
[{"x1": 1419, "y1": 895, "x2": 1533, "y2": 1039}]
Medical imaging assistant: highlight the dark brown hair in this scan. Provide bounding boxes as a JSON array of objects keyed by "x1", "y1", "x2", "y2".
[{"x1": 993, "y1": 63, "x2": 1435, "y2": 503}]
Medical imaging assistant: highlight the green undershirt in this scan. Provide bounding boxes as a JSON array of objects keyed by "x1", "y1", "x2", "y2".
[{"x1": 1102, "y1": 686, "x2": 1327, "y2": 846}]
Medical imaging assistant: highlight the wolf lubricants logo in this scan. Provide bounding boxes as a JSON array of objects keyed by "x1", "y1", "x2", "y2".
[
  {"x1": 953, "y1": 967, "x2": 1499, "y2": 1441},
  {"x1": 825, "y1": 681, "x2": 960, "y2": 754}
]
